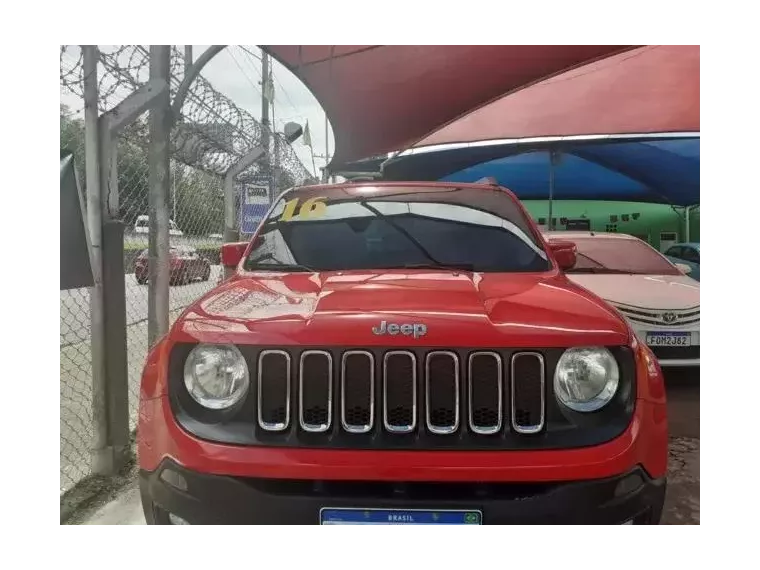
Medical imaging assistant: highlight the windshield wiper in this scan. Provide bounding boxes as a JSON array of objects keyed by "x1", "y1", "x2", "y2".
[
  {"x1": 357, "y1": 200, "x2": 458, "y2": 270},
  {"x1": 245, "y1": 252, "x2": 317, "y2": 272}
]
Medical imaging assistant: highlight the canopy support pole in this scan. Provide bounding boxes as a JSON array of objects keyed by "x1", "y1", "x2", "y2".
[
  {"x1": 548, "y1": 150, "x2": 559, "y2": 230},
  {"x1": 684, "y1": 205, "x2": 691, "y2": 242},
  {"x1": 684, "y1": 204, "x2": 699, "y2": 243}
]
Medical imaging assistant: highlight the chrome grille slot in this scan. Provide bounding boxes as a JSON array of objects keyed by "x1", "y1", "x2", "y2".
[
  {"x1": 468, "y1": 352, "x2": 503, "y2": 435},
  {"x1": 257, "y1": 350, "x2": 291, "y2": 431},
  {"x1": 383, "y1": 351, "x2": 417, "y2": 433},
  {"x1": 341, "y1": 351, "x2": 374, "y2": 433},
  {"x1": 425, "y1": 351, "x2": 459, "y2": 434},
  {"x1": 299, "y1": 350, "x2": 333, "y2": 432},
  {"x1": 510, "y1": 352, "x2": 545, "y2": 434}
]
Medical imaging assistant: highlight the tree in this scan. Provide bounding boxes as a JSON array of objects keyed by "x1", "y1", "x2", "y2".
[
  {"x1": 60, "y1": 106, "x2": 234, "y2": 237},
  {"x1": 60, "y1": 105, "x2": 86, "y2": 187},
  {"x1": 60, "y1": 105, "x2": 152, "y2": 225},
  {"x1": 174, "y1": 166, "x2": 224, "y2": 236}
]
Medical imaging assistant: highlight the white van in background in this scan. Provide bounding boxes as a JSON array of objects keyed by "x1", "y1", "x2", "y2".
[{"x1": 134, "y1": 215, "x2": 183, "y2": 236}]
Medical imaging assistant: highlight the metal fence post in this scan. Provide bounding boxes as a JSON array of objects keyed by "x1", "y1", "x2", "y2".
[
  {"x1": 148, "y1": 46, "x2": 172, "y2": 346},
  {"x1": 223, "y1": 172, "x2": 238, "y2": 244},
  {"x1": 82, "y1": 45, "x2": 111, "y2": 475},
  {"x1": 98, "y1": 121, "x2": 130, "y2": 473}
]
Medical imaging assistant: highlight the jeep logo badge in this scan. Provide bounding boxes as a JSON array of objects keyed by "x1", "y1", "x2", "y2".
[{"x1": 372, "y1": 320, "x2": 427, "y2": 339}]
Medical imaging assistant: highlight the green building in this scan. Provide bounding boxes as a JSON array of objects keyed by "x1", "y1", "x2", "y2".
[{"x1": 521, "y1": 200, "x2": 700, "y2": 252}]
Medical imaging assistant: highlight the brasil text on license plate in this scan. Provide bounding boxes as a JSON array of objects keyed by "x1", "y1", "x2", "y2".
[
  {"x1": 320, "y1": 508, "x2": 482, "y2": 525},
  {"x1": 646, "y1": 332, "x2": 691, "y2": 346}
]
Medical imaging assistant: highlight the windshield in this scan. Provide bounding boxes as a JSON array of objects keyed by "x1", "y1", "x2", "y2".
[
  {"x1": 243, "y1": 186, "x2": 550, "y2": 273},
  {"x1": 566, "y1": 237, "x2": 681, "y2": 275}
]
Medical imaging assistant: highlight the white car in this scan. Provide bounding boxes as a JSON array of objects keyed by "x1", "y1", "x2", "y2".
[
  {"x1": 134, "y1": 215, "x2": 183, "y2": 236},
  {"x1": 545, "y1": 231, "x2": 700, "y2": 368}
]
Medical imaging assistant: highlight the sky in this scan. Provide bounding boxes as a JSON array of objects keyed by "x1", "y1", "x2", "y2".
[
  {"x1": 195, "y1": 45, "x2": 334, "y2": 178},
  {"x1": 60, "y1": 45, "x2": 334, "y2": 179}
]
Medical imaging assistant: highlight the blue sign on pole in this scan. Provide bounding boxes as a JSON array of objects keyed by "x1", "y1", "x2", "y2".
[{"x1": 240, "y1": 184, "x2": 270, "y2": 234}]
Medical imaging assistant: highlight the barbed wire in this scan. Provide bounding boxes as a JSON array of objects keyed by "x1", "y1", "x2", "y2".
[{"x1": 59, "y1": 45, "x2": 316, "y2": 186}]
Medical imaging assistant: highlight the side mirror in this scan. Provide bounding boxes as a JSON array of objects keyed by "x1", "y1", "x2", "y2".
[
  {"x1": 675, "y1": 262, "x2": 692, "y2": 275},
  {"x1": 548, "y1": 240, "x2": 577, "y2": 270},
  {"x1": 221, "y1": 242, "x2": 249, "y2": 269}
]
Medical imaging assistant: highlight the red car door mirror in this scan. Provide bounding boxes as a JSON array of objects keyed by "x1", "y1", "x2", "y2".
[
  {"x1": 548, "y1": 240, "x2": 577, "y2": 270},
  {"x1": 221, "y1": 242, "x2": 249, "y2": 268}
]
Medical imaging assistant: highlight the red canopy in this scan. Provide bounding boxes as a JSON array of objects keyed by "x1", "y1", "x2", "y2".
[
  {"x1": 415, "y1": 45, "x2": 700, "y2": 149},
  {"x1": 263, "y1": 45, "x2": 638, "y2": 168}
]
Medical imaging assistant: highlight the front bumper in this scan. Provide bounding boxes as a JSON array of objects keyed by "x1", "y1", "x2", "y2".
[
  {"x1": 646, "y1": 344, "x2": 700, "y2": 368},
  {"x1": 140, "y1": 459, "x2": 666, "y2": 525}
]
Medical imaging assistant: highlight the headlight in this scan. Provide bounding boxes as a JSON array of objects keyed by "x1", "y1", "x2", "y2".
[
  {"x1": 183, "y1": 344, "x2": 249, "y2": 409},
  {"x1": 554, "y1": 347, "x2": 619, "y2": 412}
]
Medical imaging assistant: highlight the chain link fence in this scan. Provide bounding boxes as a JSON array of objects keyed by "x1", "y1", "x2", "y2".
[{"x1": 60, "y1": 45, "x2": 317, "y2": 495}]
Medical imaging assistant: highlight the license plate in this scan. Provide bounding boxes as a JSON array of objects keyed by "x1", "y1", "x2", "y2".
[
  {"x1": 645, "y1": 332, "x2": 691, "y2": 346},
  {"x1": 320, "y1": 508, "x2": 482, "y2": 525}
]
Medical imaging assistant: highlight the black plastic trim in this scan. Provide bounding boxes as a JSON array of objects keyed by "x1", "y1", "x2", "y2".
[
  {"x1": 140, "y1": 459, "x2": 665, "y2": 525},
  {"x1": 168, "y1": 344, "x2": 636, "y2": 451}
]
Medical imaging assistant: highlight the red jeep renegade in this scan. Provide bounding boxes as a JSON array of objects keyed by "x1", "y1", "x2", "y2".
[{"x1": 137, "y1": 181, "x2": 668, "y2": 525}]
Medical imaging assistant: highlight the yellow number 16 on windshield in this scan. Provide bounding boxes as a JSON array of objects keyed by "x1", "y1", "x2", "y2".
[{"x1": 279, "y1": 197, "x2": 328, "y2": 222}]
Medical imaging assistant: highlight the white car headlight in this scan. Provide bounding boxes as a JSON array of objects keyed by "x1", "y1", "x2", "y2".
[
  {"x1": 183, "y1": 344, "x2": 249, "y2": 409},
  {"x1": 554, "y1": 347, "x2": 619, "y2": 412}
]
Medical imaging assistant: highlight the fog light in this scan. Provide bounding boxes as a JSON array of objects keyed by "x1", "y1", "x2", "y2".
[
  {"x1": 160, "y1": 469, "x2": 188, "y2": 492},
  {"x1": 614, "y1": 472, "x2": 643, "y2": 497},
  {"x1": 169, "y1": 513, "x2": 190, "y2": 525}
]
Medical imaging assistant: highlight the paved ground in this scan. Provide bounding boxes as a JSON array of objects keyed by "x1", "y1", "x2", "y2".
[
  {"x1": 660, "y1": 369, "x2": 700, "y2": 525},
  {"x1": 60, "y1": 266, "x2": 224, "y2": 347},
  {"x1": 75, "y1": 369, "x2": 699, "y2": 525},
  {"x1": 59, "y1": 266, "x2": 223, "y2": 493}
]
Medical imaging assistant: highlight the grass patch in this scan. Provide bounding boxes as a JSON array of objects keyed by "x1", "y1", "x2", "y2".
[{"x1": 124, "y1": 239, "x2": 223, "y2": 251}]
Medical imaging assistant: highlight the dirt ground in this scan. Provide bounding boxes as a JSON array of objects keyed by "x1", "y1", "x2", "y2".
[{"x1": 661, "y1": 369, "x2": 700, "y2": 524}]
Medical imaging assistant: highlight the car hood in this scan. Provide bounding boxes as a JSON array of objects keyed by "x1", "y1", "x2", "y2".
[
  {"x1": 566, "y1": 273, "x2": 700, "y2": 311},
  {"x1": 176, "y1": 270, "x2": 630, "y2": 348}
]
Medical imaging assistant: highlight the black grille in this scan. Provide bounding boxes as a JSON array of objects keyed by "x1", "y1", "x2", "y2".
[
  {"x1": 299, "y1": 351, "x2": 332, "y2": 432},
  {"x1": 258, "y1": 350, "x2": 546, "y2": 436},
  {"x1": 425, "y1": 351, "x2": 459, "y2": 434},
  {"x1": 341, "y1": 351, "x2": 374, "y2": 433},
  {"x1": 383, "y1": 351, "x2": 416, "y2": 432},
  {"x1": 258, "y1": 351, "x2": 290, "y2": 431},
  {"x1": 469, "y1": 352, "x2": 502, "y2": 434},
  {"x1": 511, "y1": 353, "x2": 545, "y2": 434}
]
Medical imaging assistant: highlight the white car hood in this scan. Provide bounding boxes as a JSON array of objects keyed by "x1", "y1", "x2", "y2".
[{"x1": 566, "y1": 273, "x2": 700, "y2": 310}]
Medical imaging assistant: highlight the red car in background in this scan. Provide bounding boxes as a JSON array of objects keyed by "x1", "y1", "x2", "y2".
[{"x1": 135, "y1": 246, "x2": 211, "y2": 286}]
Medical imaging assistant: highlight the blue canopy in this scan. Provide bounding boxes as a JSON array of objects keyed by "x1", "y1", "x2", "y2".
[{"x1": 369, "y1": 136, "x2": 700, "y2": 207}]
